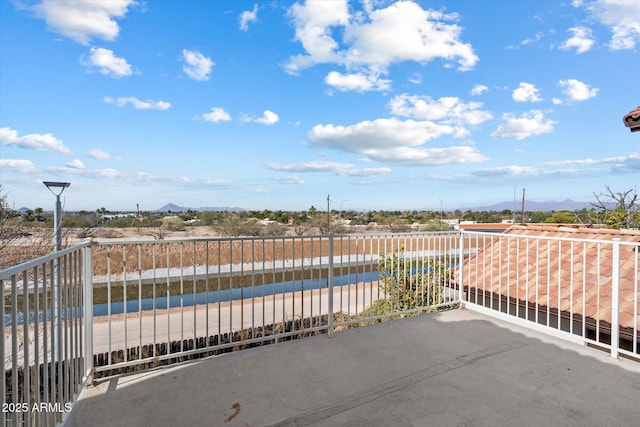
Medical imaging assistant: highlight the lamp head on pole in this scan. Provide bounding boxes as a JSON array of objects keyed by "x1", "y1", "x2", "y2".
[{"x1": 43, "y1": 181, "x2": 71, "y2": 196}]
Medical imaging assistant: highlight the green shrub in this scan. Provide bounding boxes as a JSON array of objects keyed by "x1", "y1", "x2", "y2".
[{"x1": 364, "y1": 246, "x2": 450, "y2": 320}]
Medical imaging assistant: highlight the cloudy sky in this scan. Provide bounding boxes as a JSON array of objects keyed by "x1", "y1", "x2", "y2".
[{"x1": 1, "y1": 0, "x2": 638, "y2": 212}]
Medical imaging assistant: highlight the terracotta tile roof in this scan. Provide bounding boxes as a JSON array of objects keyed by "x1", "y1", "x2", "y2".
[
  {"x1": 623, "y1": 105, "x2": 640, "y2": 132},
  {"x1": 456, "y1": 224, "x2": 640, "y2": 335},
  {"x1": 458, "y1": 223, "x2": 512, "y2": 232}
]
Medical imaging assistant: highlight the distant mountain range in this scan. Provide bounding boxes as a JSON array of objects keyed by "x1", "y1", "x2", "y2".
[
  {"x1": 155, "y1": 203, "x2": 245, "y2": 213},
  {"x1": 12, "y1": 200, "x2": 595, "y2": 214},
  {"x1": 461, "y1": 199, "x2": 592, "y2": 212},
  {"x1": 155, "y1": 199, "x2": 593, "y2": 214}
]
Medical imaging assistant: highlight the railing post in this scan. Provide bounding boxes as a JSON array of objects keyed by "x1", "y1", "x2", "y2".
[
  {"x1": 328, "y1": 232, "x2": 334, "y2": 337},
  {"x1": 458, "y1": 231, "x2": 465, "y2": 303},
  {"x1": 610, "y1": 238, "x2": 621, "y2": 359},
  {"x1": 83, "y1": 245, "x2": 94, "y2": 384}
]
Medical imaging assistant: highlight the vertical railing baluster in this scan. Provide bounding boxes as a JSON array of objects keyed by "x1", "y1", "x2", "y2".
[
  {"x1": 0, "y1": 277, "x2": 4, "y2": 427},
  {"x1": 251, "y1": 239, "x2": 256, "y2": 338},
  {"x1": 525, "y1": 238, "x2": 530, "y2": 321},
  {"x1": 21, "y1": 271, "x2": 30, "y2": 427},
  {"x1": 458, "y1": 231, "x2": 465, "y2": 303},
  {"x1": 166, "y1": 243, "x2": 171, "y2": 356},
  {"x1": 557, "y1": 241, "x2": 562, "y2": 331},
  {"x1": 582, "y1": 243, "x2": 587, "y2": 340},
  {"x1": 11, "y1": 275, "x2": 18, "y2": 427},
  {"x1": 83, "y1": 246, "x2": 93, "y2": 385},
  {"x1": 152, "y1": 243, "x2": 157, "y2": 358},
  {"x1": 193, "y1": 242, "x2": 197, "y2": 345},
  {"x1": 33, "y1": 265, "x2": 41, "y2": 426},
  {"x1": 610, "y1": 239, "x2": 621, "y2": 359},
  {"x1": 569, "y1": 241, "x2": 574, "y2": 335},
  {"x1": 596, "y1": 244, "x2": 601, "y2": 344},
  {"x1": 106, "y1": 245, "x2": 112, "y2": 366},
  {"x1": 122, "y1": 245, "x2": 128, "y2": 363},
  {"x1": 633, "y1": 246, "x2": 638, "y2": 355},
  {"x1": 179, "y1": 242, "x2": 184, "y2": 353},
  {"x1": 138, "y1": 244, "x2": 143, "y2": 361},
  {"x1": 217, "y1": 241, "x2": 222, "y2": 340},
  {"x1": 328, "y1": 233, "x2": 334, "y2": 337},
  {"x1": 204, "y1": 241, "x2": 209, "y2": 346}
]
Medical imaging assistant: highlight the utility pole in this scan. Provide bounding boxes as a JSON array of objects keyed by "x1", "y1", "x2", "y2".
[
  {"x1": 513, "y1": 184, "x2": 517, "y2": 224},
  {"x1": 521, "y1": 188, "x2": 526, "y2": 225}
]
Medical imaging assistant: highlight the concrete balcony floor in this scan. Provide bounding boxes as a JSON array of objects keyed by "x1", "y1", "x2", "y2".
[{"x1": 66, "y1": 309, "x2": 640, "y2": 427}]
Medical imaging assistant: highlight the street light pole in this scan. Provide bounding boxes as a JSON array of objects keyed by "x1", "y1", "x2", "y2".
[
  {"x1": 43, "y1": 181, "x2": 70, "y2": 370},
  {"x1": 327, "y1": 194, "x2": 331, "y2": 234}
]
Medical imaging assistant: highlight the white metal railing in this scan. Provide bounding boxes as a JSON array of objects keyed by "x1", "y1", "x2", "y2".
[
  {"x1": 458, "y1": 231, "x2": 640, "y2": 360},
  {"x1": 1, "y1": 242, "x2": 92, "y2": 427},
  {"x1": 2, "y1": 230, "x2": 639, "y2": 426},
  {"x1": 87, "y1": 232, "x2": 465, "y2": 373}
]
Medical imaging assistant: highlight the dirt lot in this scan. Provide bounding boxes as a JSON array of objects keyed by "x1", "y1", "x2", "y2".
[
  {"x1": 3, "y1": 226, "x2": 481, "y2": 278},
  {"x1": 89, "y1": 230, "x2": 471, "y2": 277}
]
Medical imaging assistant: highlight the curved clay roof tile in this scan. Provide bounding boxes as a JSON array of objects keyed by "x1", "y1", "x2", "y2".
[{"x1": 623, "y1": 105, "x2": 640, "y2": 132}]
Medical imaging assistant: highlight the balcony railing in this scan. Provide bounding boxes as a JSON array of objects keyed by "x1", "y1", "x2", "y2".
[{"x1": 2, "y1": 230, "x2": 639, "y2": 426}]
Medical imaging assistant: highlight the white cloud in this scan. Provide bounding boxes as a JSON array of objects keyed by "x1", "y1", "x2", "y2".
[
  {"x1": 239, "y1": 4, "x2": 258, "y2": 31},
  {"x1": 470, "y1": 84, "x2": 488, "y2": 96},
  {"x1": 583, "y1": 0, "x2": 640, "y2": 50},
  {"x1": 340, "y1": 167, "x2": 392, "y2": 177},
  {"x1": 522, "y1": 32, "x2": 544, "y2": 46},
  {"x1": 388, "y1": 94, "x2": 493, "y2": 126},
  {"x1": 545, "y1": 152, "x2": 639, "y2": 172},
  {"x1": 267, "y1": 161, "x2": 355, "y2": 173},
  {"x1": 286, "y1": 1, "x2": 477, "y2": 90},
  {"x1": 342, "y1": 2, "x2": 478, "y2": 70},
  {"x1": 182, "y1": 49, "x2": 214, "y2": 81},
  {"x1": 273, "y1": 175, "x2": 305, "y2": 184},
  {"x1": 325, "y1": 71, "x2": 391, "y2": 92},
  {"x1": 308, "y1": 118, "x2": 486, "y2": 166},
  {"x1": 84, "y1": 48, "x2": 132, "y2": 78},
  {"x1": 266, "y1": 161, "x2": 391, "y2": 176},
  {"x1": 491, "y1": 110, "x2": 556, "y2": 140},
  {"x1": 253, "y1": 110, "x2": 279, "y2": 125},
  {"x1": 104, "y1": 96, "x2": 171, "y2": 110},
  {"x1": 0, "y1": 127, "x2": 70, "y2": 153},
  {"x1": 0, "y1": 159, "x2": 37, "y2": 174},
  {"x1": 560, "y1": 26, "x2": 595, "y2": 54},
  {"x1": 473, "y1": 152, "x2": 640, "y2": 179},
  {"x1": 558, "y1": 79, "x2": 599, "y2": 101},
  {"x1": 473, "y1": 165, "x2": 540, "y2": 178},
  {"x1": 46, "y1": 165, "x2": 123, "y2": 178},
  {"x1": 309, "y1": 118, "x2": 455, "y2": 153},
  {"x1": 201, "y1": 107, "x2": 232, "y2": 123},
  {"x1": 364, "y1": 146, "x2": 486, "y2": 166},
  {"x1": 30, "y1": 0, "x2": 135, "y2": 45},
  {"x1": 408, "y1": 73, "x2": 422, "y2": 84},
  {"x1": 512, "y1": 82, "x2": 542, "y2": 103},
  {"x1": 66, "y1": 159, "x2": 85, "y2": 169},
  {"x1": 88, "y1": 148, "x2": 115, "y2": 160},
  {"x1": 286, "y1": 0, "x2": 350, "y2": 72}
]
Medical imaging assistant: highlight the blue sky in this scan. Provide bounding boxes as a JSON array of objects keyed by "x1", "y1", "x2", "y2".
[{"x1": 1, "y1": 0, "x2": 638, "y2": 212}]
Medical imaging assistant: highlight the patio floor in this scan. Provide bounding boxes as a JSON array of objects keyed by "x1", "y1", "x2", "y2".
[{"x1": 65, "y1": 308, "x2": 640, "y2": 427}]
